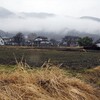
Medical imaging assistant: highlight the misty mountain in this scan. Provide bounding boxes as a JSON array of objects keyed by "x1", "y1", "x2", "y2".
[
  {"x1": 65, "y1": 29, "x2": 100, "y2": 42},
  {"x1": 0, "y1": 30, "x2": 7, "y2": 36},
  {"x1": 0, "y1": 28, "x2": 100, "y2": 42},
  {"x1": 0, "y1": 7, "x2": 55, "y2": 19},
  {"x1": 80, "y1": 16, "x2": 100, "y2": 22},
  {"x1": 25, "y1": 29, "x2": 100, "y2": 41},
  {"x1": 0, "y1": 30, "x2": 13, "y2": 37},
  {"x1": 0, "y1": 7, "x2": 14, "y2": 18}
]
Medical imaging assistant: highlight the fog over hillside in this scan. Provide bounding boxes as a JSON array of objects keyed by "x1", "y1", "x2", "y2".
[{"x1": 0, "y1": 7, "x2": 100, "y2": 37}]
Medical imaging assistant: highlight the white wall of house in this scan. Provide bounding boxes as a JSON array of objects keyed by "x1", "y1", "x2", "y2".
[
  {"x1": 0, "y1": 37, "x2": 4, "y2": 45},
  {"x1": 96, "y1": 43, "x2": 100, "y2": 47}
]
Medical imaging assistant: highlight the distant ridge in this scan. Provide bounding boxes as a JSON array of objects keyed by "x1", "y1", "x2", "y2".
[
  {"x1": 80, "y1": 16, "x2": 100, "y2": 22},
  {"x1": 0, "y1": 30, "x2": 13, "y2": 37},
  {"x1": 0, "y1": 7, "x2": 55, "y2": 19},
  {"x1": 0, "y1": 7, "x2": 14, "y2": 17}
]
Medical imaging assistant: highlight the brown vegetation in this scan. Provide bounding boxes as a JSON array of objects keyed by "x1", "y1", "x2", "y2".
[
  {"x1": 82, "y1": 66, "x2": 100, "y2": 87},
  {"x1": 0, "y1": 63, "x2": 100, "y2": 100}
]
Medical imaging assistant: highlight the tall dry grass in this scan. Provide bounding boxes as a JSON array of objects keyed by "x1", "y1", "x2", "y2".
[
  {"x1": 0, "y1": 62, "x2": 100, "y2": 100},
  {"x1": 82, "y1": 66, "x2": 100, "y2": 87}
]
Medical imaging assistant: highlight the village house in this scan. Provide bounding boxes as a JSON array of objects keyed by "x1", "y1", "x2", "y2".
[
  {"x1": 0, "y1": 36, "x2": 4, "y2": 45},
  {"x1": 33, "y1": 36, "x2": 51, "y2": 47},
  {"x1": 95, "y1": 39, "x2": 100, "y2": 47},
  {"x1": 3, "y1": 37, "x2": 16, "y2": 45}
]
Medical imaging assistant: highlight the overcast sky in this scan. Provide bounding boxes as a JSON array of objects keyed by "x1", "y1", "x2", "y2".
[
  {"x1": 0, "y1": 0, "x2": 100, "y2": 17},
  {"x1": 0, "y1": 0, "x2": 100, "y2": 34}
]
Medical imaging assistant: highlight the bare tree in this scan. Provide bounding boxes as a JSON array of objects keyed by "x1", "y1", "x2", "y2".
[
  {"x1": 28, "y1": 33, "x2": 37, "y2": 46},
  {"x1": 13, "y1": 32, "x2": 25, "y2": 46},
  {"x1": 28, "y1": 33, "x2": 37, "y2": 41}
]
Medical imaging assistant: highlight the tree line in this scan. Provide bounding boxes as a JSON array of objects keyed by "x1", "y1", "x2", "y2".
[{"x1": 13, "y1": 32, "x2": 94, "y2": 47}]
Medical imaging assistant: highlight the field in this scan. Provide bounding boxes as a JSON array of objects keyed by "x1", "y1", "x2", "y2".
[
  {"x1": 0, "y1": 46, "x2": 100, "y2": 69},
  {"x1": 0, "y1": 46, "x2": 100, "y2": 99}
]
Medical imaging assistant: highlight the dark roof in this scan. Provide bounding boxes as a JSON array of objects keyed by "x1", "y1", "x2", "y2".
[
  {"x1": 36, "y1": 36, "x2": 48, "y2": 39},
  {"x1": 95, "y1": 39, "x2": 100, "y2": 44}
]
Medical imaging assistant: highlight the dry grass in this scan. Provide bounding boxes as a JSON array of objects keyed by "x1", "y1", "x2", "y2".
[
  {"x1": 93, "y1": 66, "x2": 100, "y2": 71},
  {"x1": 82, "y1": 66, "x2": 100, "y2": 87},
  {"x1": 0, "y1": 63, "x2": 100, "y2": 100}
]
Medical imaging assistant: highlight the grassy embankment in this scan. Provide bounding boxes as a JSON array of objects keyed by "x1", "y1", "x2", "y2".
[{"x1": 0, "y1": 62, "x2": 100, "y2": 100}]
